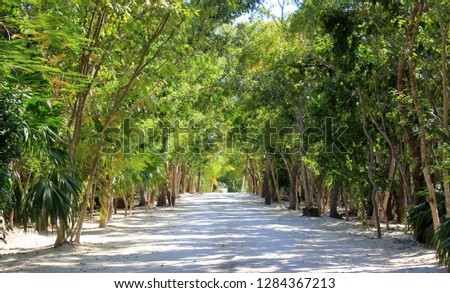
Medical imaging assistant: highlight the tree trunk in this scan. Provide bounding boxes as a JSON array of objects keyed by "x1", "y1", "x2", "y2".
[
  {"x1": 123, "y1": 195, "x2": 129, "y2": 217},
  {"x1": 395, "y1": 3, "x2": 423, "y2": 203},
  {"x1": 289, "y1": 152, "x2": 300, "y2": 210},
  {"x1": 441, "y1": 19, "x2": 450, "y2": 218},
  {"x1": 54, "y1": 221, "x2": 66, "y2": 248},
  {"x1": 197, "y1": 170, "x2": 202, "y2": 193},
  {"x1": 180, "y1": 164, "x2": 187, "y2": 194},
  {"x1": 296, "y1": 97, "x2": 312, "y2": 209},
  {"x1": 157, "y1": 187, "x2": 167, "y2": 206},
  {"x1": 39, "y1": 208, "x2": 46, "y2": 233},
  {"x1": 329, "y1": 179, "x2": 342, "y2": 219},
  {"x1": 270, "y1": 160, "x2": 280, "y2": 202},
  {"x1": 99, "y1": 180, "x2": 111, "y2": 228},
  {"x1": 113, "y1": 198, "x2": 118, "y2": 214},
  {"x1": 150, "y1": 189, "x2": 156, "y2": 208},
  {"x1": 108, "y1": 197, "x2": 114, "y2": 220},
  {"x1": 408, "y1": 2, "x2": 440, "y2": 231},
  {"x1": 138, "y1": 187, "x2": 146, "y2": 207},
  {"x1": 189, "y1": 175, "x2": 195, "y2": 193},
  {"x1": 264, "y1": 152, "x2": 272, "y2": 205},
  {"x1": 343, "y1": 192, "x2": 349, "y2": 221},
  {"x1": 367, "y1": 150, "x2": 381, "y2": 238},
  {"x1": 89, "y1": 180, "x2": 96, "y2": 222},
  {"x1": 377, "y1": 192, "x2": 390, "y2": 230},
  {"x1": 302, "y1": 164, "x2": 311, "y2": 208},
  {"x1": 360, "y1": 90, "x2": 381, "y2": 238},
  {"x1": 172, "y1": 162, "x2": 179, "y2": 206},
  {"x1": 250, "y1": 161, "x2": 257, "y2": 194},
  {"x1": 73, "y1": 154, "x2": 100, "y2": 243}
]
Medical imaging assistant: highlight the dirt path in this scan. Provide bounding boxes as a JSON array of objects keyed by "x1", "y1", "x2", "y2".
[{"x1": 0, "y1": 193, "x2": 444, "y2": 273}]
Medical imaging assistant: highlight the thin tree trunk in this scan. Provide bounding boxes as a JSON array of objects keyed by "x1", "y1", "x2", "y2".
[
  {"x1": 108, "y1": 197, "x2": 114, "y2": 220},
  {"x1": 171, "y1": 162, "x2": 179, "y2": 206},
  {"x1": 89, "y1": 180, "x2": 97, "y2": 221},
  {"x1": 138, "y1": 187, "x2": 146, "y2": 207},
  {"x1": 395, "y1": 3, "x2": 423, "y2": 203},
  {"x1": 343, "y1": 192, "x2": 349, "y2": 221},
  {"x1": 289, "y1": 152, "x2": 300, "y2": 210},
  {"x1": 324, "y1": 187, "x2": 331, "y2": 214},
  {"x1": 370, "y1": 113, "x2": 412, "y2": 214},
  {"x1": 264, "y1": 152, "x2": 272, "y2": 205},
  {"x1": 123, "y1": 195, "x2": 128, "y2": 217},
  {"x1": 270, "y1": 160, "x2": 280, "y2": 202},
  {"x1": 54, "y1": 220, "x2": 66, "y2": 248},
  {"x1": 73, "y1": 155, "x2": 100, "y2": 243},
  {"x1": 181, "y1": 163, "x2": 187, "y2": 194},
  {"x1": 441, "y1": 19, "x2": 450, "y2": 218},
  {"x1": 360, "y1": 91, "x2": 381, "y2": 238},
  {"x1": 302, "y1": 163, "x2": 311, "y2": 208},
  {"x1": 377, "y1": 192, "x2": 390, "y2": 230},
  {"x1": 39, "y1": 208, "x2": 46, "y2": 233},
  {"x1": 329, "y1": 179, "x2": 342, "y2": 219},
  {"x1": 189, "y1": 175, "x2": 194, "y2": 193},
  {"x1": 99, "y1": 178, "x2": 111, "y2": 228},
  {"x1": 297, "y1": 97, "x2": 311, "y2": 209},
  {"x1": 408, "y1": 2, "x2": 440, "y2": 231},
  {"x1": 157, "y1": 187, "x2": 167, "y2": 206},
  {"x1": 197, "y1": 170, "x2": 202, "y2": 193}
]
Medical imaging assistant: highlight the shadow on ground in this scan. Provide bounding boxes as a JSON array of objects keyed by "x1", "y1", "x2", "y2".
[{"x1": 0, "y1": 193, "x2": 443, "y2": 273}]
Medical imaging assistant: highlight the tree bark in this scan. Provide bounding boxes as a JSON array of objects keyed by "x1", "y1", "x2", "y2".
[
  {"x1": 99, "y1": 179, "x2": 111, "y2": 228},
  {"x1": 197, "y1": 170, "x2": 202, "y2": 193},
  {"x1": 123, "y1": 195, "x2": 129, "y2": 217},
  {"x1": 138, "y1": 187, "x2": 146, "y2": 207},
  {"x1": 296, "y1": 97, "x2": 312, "y2": 208},
  {"x1": 289, "y1": 152, "x2": 300, "y2": 210},
  {"x1": 54, "y1": 220, "x2": 66, "y2": 248},
  {"x1": 89, "y1": 180, "x2": 96, "y2": 222},
  {"x1": 264, "y1": 152, "x2": 272, "y2": 205},
  {"x1": 108, "y1": 197, "x2": 114, "y2": 220},
  {"x1": 157, "y1": 186, "x2": 167, "y2": 207},
  {"x1": 270, "y1": 160, "x2": 280, "y2": 202},
  {"x1": 171, "y1": 161, "x2": 180, "y2": 206},
  {"x1": 180, "y1": 164, "x2": 187, "y2": 194},
  {"x1": 343, "y1": 192, "x2": 349, "y2": 221},
  {"x1": 73, "y1": 154, "x2": 100, "y2": 243},
  {"x1": 377, "y1": 191, "x2": 390, "y2": 230},
  {"x1": 329, "y1": 179, "x2": 342, "y2": 219},
  {"x1": 441, "y1": 18, "x2": 450, "y2": 218},
  {"x1": 360, "y1": 90, "x2": 381, "y2": 238},
  {"x1": 408, "y1": 2, "x2": 440, "y2": 231},
  {"x1": 190, "y1": 175, "x2": 195, "y2": 193},
  {"x1": 395, "y1": 3, "x2": 423, "y2": 203}
]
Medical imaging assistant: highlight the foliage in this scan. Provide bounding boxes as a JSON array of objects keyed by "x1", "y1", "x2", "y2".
[
  {"x1": 0, "y1": 82, "x2": 28, "y2": 214},
  {"x1": 406, "y1": 191, "x2": 447, "y2": 245},
  {"x1": 2, "y1": 0, "x2": 450, "y2": 266},
  {"x1": 21, "y1": 165, "x2": 81, "y2": 233},
  {"x1": 436, "y1": 218, "x2": 450, "y2": 272}
]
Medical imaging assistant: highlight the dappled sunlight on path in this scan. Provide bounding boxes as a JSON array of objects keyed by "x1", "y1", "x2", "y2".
[{"x1": 0, "y1": 193, "x2": 443, "y2": 272}]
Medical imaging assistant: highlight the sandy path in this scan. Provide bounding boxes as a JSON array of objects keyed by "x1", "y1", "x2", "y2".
[{"x1": 0, "y1": 193, "x2": 444, "y2": 272}]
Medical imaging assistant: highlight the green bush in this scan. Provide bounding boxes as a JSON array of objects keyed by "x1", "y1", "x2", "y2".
[
  {"x1": 406, "y1": 190, "x2": 450, "y2": 272},
  {"x1": 406, "y1": 190, "x2": 446, "y2": 246},
  {"x1": 436, "y1": 218, "x2": 450, "y2": 273}
]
